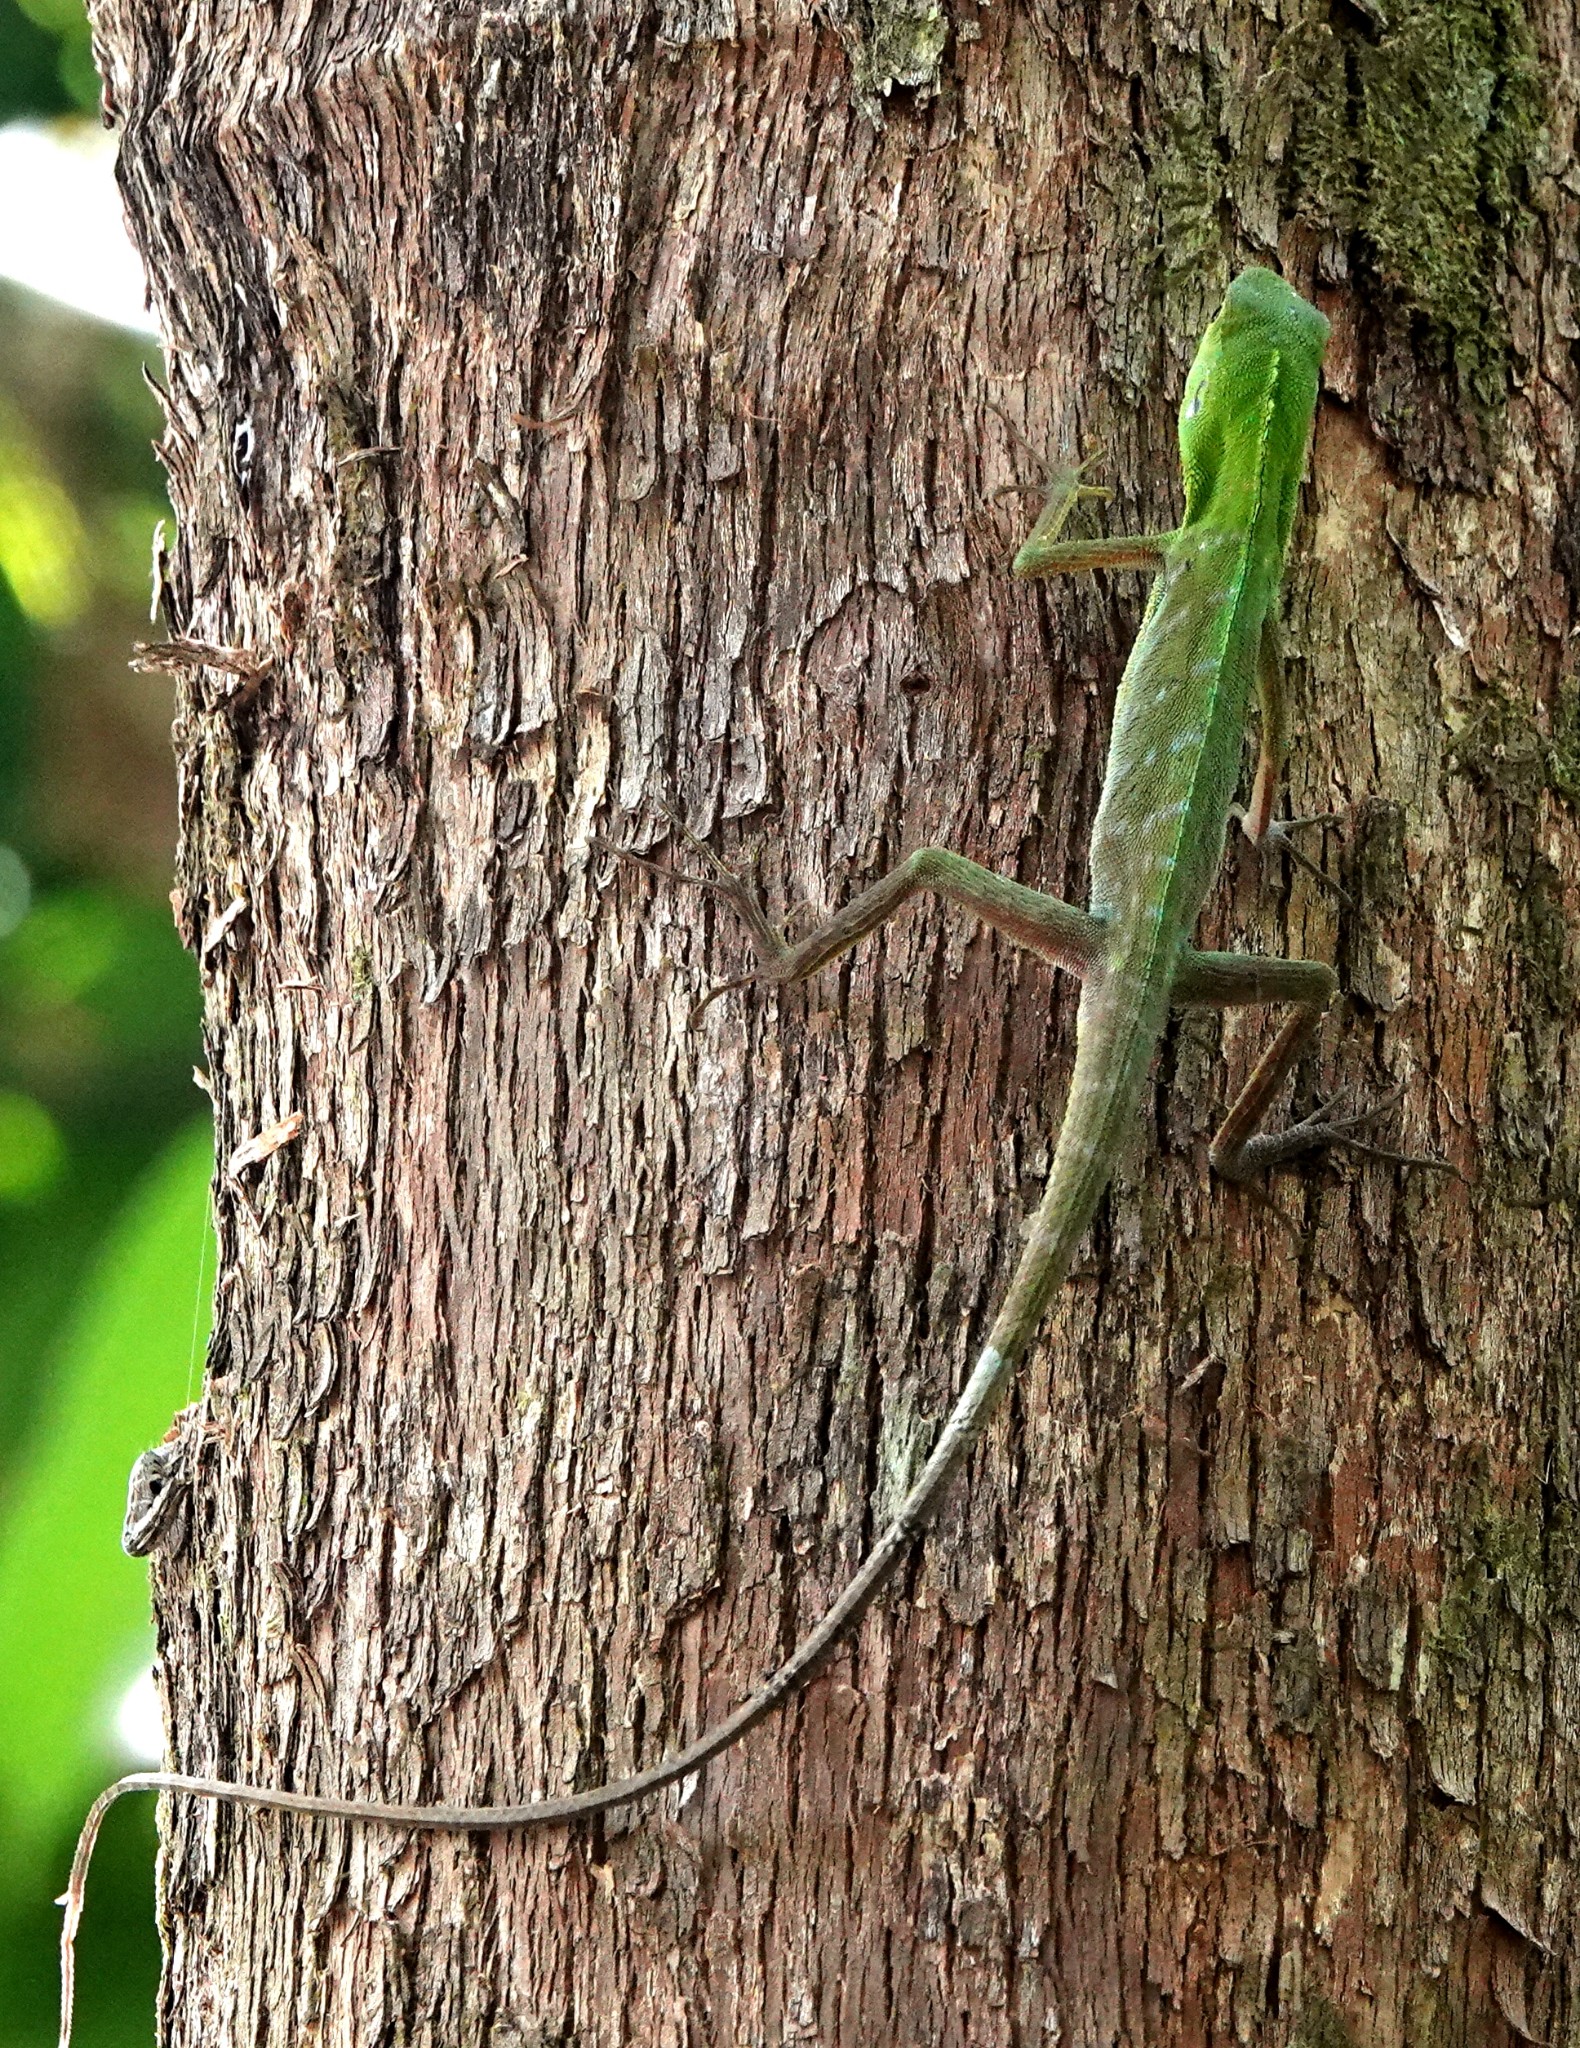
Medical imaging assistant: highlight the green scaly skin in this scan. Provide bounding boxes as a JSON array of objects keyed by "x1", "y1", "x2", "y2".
[{"x1": 63, "y1": 268, "x2": 1409, "y2": 2045}]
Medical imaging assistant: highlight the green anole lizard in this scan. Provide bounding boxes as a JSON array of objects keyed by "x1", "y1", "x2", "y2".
[{"x1": 61, "y1": 265, "x2": 1431, "y2": 2043}]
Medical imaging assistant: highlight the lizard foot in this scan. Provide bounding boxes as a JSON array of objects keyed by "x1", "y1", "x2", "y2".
[
  {"x1": 1235, "y1": 807, "x2": 1354, "y2": 909},
  {"x1": 1217, "y1": 1084, "x2": 1457, "y2": 1181},
  {"x1": 595, "y1": 809, "x2": 789, "y2": 1022},
  {"x1": 987, "y1": 409, "x2": 1111, "y2": 514}
]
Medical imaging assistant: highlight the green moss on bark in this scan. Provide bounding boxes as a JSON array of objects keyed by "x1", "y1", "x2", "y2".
[
  {"x1": 1446, "y1": 670, "x2": 1580, "y2": 812},
  {"x1": 843, "y1": 0, "x2": 950, "y2": 107},
  {"x1": 1435, "y1": 1491, "x2": 1580, "y2": 1680},
  {"x1": 1292, "y1": 1997, "x2": 1357, "y2": 2048},
  {"x1": 1284, "y1": 0, "x2": 1543, "y2": 407},
  {"x1": 1154, "y1": 103, "x2": 1228, "y2": 289}
]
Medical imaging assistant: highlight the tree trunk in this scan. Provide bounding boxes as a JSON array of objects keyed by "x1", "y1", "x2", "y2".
[{"x1": 91, "y1": 1, "x2": 1577, "y2": 2043}]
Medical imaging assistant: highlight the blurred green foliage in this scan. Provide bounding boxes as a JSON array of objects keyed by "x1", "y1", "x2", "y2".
[
  {"x1": 0, "y1": 0, "x2": 98, "y2": 120},
  {"x1": 0, "y1": 1122, "x2": 211, "y2": 2045},
  {"x1": 0, "y1": 1124, "x2": 213, "y2": 1859},
  {"x1": 0, "y1": 2, "x2": 211, "y2": 2039}
]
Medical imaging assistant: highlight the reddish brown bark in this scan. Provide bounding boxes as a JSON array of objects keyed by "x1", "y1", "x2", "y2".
[{"x1": 92, "y1": 1, "x2": 1579, "y2": 2042}]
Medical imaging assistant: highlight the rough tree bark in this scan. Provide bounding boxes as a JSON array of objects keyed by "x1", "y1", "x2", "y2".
[{"x1": 90, "y1": 1, "x2": 1578, "y2": 2043}]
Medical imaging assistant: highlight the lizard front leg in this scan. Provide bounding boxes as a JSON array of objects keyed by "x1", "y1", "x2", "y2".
[
  {"x1": 988, "y1": 415, "x2": 1175, "y2": 581},
  {"x1": 1008, "y1": 457, "x2": 1174, "y2": 581},
  {"x1": 1242, "y1": 617, "x2": 1291, "y2": 848},
  {"x1": 614, "y1": 451, "x2": 1171, "y2": 1001}
]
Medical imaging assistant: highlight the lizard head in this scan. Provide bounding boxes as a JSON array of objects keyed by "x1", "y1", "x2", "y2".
[{"x1": 1177, "y1": 267, "x2": 1330, "y2": 551}]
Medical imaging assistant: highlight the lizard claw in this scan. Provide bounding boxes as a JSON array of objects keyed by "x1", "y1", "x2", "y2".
[
  {"x1": 596, "y1": 808, "x2": 791, "y2": 1016},
  {"x1": 1317, "y1": 1086, "x2": 1460, "y2": 1176},
  {"x1": 686, "y1": 971, "x2": 761, "y2": 1028},
  {"x1": 986, "y1": 406, "x2": 1114, "y2": 530},
  {"x1": 1219, "y1": 1083, "x2": 1459, "y2": 1180},
  {"x1": 1235, "y1": 807, "x2": 1354, "y2": 910},
  {"x1": 594, "y1": 808, "x2": 754, "y2": 909}
]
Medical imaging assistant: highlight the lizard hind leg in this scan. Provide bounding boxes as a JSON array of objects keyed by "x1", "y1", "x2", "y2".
[
  {"x1": 1236, "y1": 619, "x2": 1354, "y2": 908},
  {"x1": 599, "y1": 813, "x2": 1108, "y2": 1016},
  {"x1": 1173, "y1": 949, "x2": 1453, "y2": 1182}
]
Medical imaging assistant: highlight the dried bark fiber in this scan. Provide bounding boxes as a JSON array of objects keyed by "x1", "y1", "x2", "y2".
[{"x1": 91, "y1": 0, "x2": 1579, "y2": 2042}]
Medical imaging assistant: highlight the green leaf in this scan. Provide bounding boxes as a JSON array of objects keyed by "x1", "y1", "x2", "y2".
[
  {"x1": 0, "y1": 1090, "x2": 65, "y2": 1204},
  {"x1": 0, "y1": 1115, "x2": 213, "y2": 1873}
]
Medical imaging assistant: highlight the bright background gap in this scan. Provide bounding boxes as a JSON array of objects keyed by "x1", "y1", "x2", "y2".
[{"x1": 0, "y1": 120, "x2": 155, "y2": 335}]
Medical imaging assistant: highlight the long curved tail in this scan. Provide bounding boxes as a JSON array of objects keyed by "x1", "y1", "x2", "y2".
[
  {"x1": 60, "y1": 1000, "x2": 1153, "y2": 2048},
  {"x1": 58, "y1": 1340, "x2": 1017, "y2": 2048}
]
